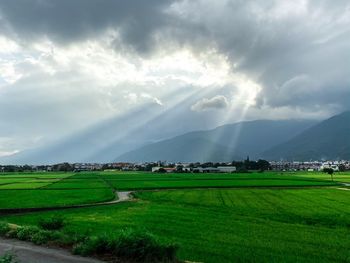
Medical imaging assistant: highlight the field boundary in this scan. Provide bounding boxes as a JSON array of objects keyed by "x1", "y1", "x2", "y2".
[{"x1": 115, "y1": 183, "x2": 340, "y2": 191}]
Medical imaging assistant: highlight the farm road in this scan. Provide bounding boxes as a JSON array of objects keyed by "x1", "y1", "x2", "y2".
[
  {"x1": 0, "y1": 191, "x2": 132, "y2": 215},
  {"x1": 0, "y1": 238, "x2": 104, "y2": 263}
]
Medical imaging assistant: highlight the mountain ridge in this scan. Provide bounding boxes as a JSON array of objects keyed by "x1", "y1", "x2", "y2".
[
  {"x1": 263, "y1": 111, "x2": 350, "y2": 161},
  {"x1": 116, "y1": 119, "x2": 317, "y2": 162}
]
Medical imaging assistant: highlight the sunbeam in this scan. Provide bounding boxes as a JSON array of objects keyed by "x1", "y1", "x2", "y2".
[{"x1": 199, "y1": 74, "x2": 262, "y2": 162}]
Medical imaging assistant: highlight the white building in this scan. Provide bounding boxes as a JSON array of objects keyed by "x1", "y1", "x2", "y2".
[
  {"x1": 152, "y1": 166, "x2": 161, "y2": 172},
  {"x1": 217, "y1": 166, "x2": 237, "y2": 173},
  {"x1": 320, "y1": 162, "x2": 339, "y2": 171}
]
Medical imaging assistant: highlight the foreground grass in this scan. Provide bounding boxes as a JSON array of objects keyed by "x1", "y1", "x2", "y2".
[
  {"x1": 2, "y1": 188, "x2": 350, "y2": 262},
  {"x1": 0, "y1": 222, "x2": 178, "y2": 262}
]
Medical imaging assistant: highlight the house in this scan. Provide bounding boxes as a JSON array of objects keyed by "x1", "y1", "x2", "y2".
[
  {"x1": 202, "y1": 167, "x2": 220, "y2": 173},
  {"x1": 151, "y1": 167, "x2": 176, "y2": 173},
  {"x1": 192, "y1": 167, "x2": 204, "y2": 173},
  {"x1": 152, "y1": 166, "x2": 161, "y2": 172},
  {"x1": 164, "y1": 168, "x2": 176, "y2": 173},
  {"x1": 320, "y1": 162, "x2": 339, "y2": 171},
  {"x1": 217, "y1": 166, "x2": 236, "y2": 173}
]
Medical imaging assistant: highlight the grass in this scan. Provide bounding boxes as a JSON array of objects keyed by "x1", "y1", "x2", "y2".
[
  {"x1": 0, "y1": 171, "x2": 338, "y2": 209},
  {"x1": 0, "y1": 253, "x2": 18, "y2": 263},
  {"x1": 0, "y1": 222, "x2": 178, "y2": 262},
  {"x1": 0, "y1": 189, "x2": 114, "y2": 209},
  {"x1": 100, "y1": 171, "x2": 337, "y2": 190},
  {"x1": 72, "y1": 229, "x2": 178, "y2": 262},
  {"x1": 0, "y1": 173, "x2": 73, "y2": 189},
  {"x1": 2, "y1": 187, "x2": 350, "y2": 262},
  {"x1": 1, "y1": 171, "x2": 350, "y2": 262},
  {"x1": 0, "y1": 172, "x2": 115, "y2": 209}
]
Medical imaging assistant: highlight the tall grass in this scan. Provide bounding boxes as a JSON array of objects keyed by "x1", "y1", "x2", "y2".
[
  {"x1": 0, "y1": 222, "x2": 178, "y2": 262},
  {"x1": 73, "y1": 229, "x2": 178, "y2": 262},
  {"x1": 38, "y1": 215, "x2": 65, "y2": 230}
]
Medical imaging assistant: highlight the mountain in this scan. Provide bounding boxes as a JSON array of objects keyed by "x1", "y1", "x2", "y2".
[
  {"x1": 117, "y1": 137, "x2": 243, "y2": 163},
  {"x1": 0, "y1": 87, "x2": 236, "y2": 165},
  {"x1": 263, "y1": 111, "x2": 350, "y2": 161},
  {"x1": 116, "y1": 119, "x2": 317, "y2": 163}
]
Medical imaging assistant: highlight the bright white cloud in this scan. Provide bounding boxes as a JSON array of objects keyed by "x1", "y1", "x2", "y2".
[{"x1": 191, "y1": 95, "x2": 229, "y2": 112}]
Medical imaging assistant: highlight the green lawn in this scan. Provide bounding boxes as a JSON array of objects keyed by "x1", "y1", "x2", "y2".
[{"x1": 2, "y1": 188, "x2": 350, "y2": 262}]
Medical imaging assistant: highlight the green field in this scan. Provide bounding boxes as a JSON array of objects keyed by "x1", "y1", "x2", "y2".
[
  {"x1": 0, "y1": 171, "x2": 349, "y2": 262},
  {"x1": 0, "y1": 172, "x2": 114, "y2": 208},
  {"x1": 100, "y1": 171, "x2": 336, "y2": 190}
]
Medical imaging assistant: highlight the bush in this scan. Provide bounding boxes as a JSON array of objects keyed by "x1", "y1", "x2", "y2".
[
  {"x1": 38, "y1": 215, "x2": 65, "y2": 230},
  {"x1": 6, "y1": 229, "x2": 17, "y2": 239},
  {"x1": 13, "y1": 225, "x2": 58, "y2": 245},
  {"x1": 73, "y1": 229, "x2": 178, "y2": 262},
  {"x1": 73, "y1": 234, "x2": 113, "y2": 256},
  {"x1": 115, "y1": 229, "x2": 178, "y2": 262},
  {"x1": 16, "y1": 226, "x2": 40, "y2": 241},
  {"x1": 0, "y1": 222, "x2": 10, "y2": 236},
  {"x1": 0, "y1": 253, "x2": 18, "y2": 263},
  {"x1": 30, "y1": 230, "x2": 55, "y2": 245},
  {"x1": 323, "y1": 168, "x2": 334, "y2": 175}
]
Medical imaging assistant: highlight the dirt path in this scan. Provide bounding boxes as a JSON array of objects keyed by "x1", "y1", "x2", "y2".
[
  {"x1": 0, "y1": 191, "x2": 132, "y2": 215},
  {"x1": 0, "y1": 238, "x2": 104, "y2": 263}
]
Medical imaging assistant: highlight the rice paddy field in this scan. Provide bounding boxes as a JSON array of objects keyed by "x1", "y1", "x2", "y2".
[{"x1": 1, "y1": 170, "x2": 350, "y2": 262}]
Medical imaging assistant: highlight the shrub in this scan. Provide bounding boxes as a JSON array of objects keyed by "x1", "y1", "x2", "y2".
[
  {"x1": 0, "y1": 222, "x2": 10, "y2": 236},
  {"x1": 6, "y1": 229, "x2": 17, "y2": 239},
  {"x1": 115, "y1": 229, "x2": 178, "y2": 262},
  {"x1": 38, "y1": 215, "x2": 65, "y2": 230},
  {"x1": 0, "y1": 253, "x2": 18, "y2": 263},
  {"x1": 30, "y1": 230, "x2": 54, "y2": 245},
  {"x1": 16, "y1": 226, "x2": 40, "y2": 241},
  {"x1": 73, "y1": 229, "x2": 178, "y2": 262},
  {"x1": 73, "y1": 234, "x2": 114, "y2": 256},
  {"x1": 13, "y1": 225, "x2": 58, "y2": 245}
]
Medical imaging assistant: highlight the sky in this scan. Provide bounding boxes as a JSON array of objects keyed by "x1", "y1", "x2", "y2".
[{"x1": 0, "y1": 0, "x2": 350, "y2": 158}]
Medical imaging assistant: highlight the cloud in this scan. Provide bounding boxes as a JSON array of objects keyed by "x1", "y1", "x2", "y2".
[
  {"x1": 1, "y1": 0, "x2": 350, "y2": 157},
  {"x1": 191, "y1": 95, "x2": 229, "y2": 112},
  {"x1": 2, "y1": 0, "x2": 350, "y2": 112},
  {"x1": 0, "y1": 150, "x2": 19, "y2": 158},
  {"x1": 124, "y1": 92, "x2": 163, "y2": 106},
  {"x1": 0, "y1": 0, "x2": 176, "y2": 53}
]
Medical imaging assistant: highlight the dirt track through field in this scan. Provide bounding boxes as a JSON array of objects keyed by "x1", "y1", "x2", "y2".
[{"x1": 0, "y1": 191, "x2": 132, "y2": 215}]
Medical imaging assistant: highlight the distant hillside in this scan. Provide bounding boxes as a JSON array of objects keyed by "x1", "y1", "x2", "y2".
[
  {"x1": 117, "y1": 137, "x2": 242, "y2": 163},
  {"x1": 263, "y1": 111, "x2": 350, "y2": 161},
  {"x1": 116, "y1": 119, "x2": 316, "y2": 162}
]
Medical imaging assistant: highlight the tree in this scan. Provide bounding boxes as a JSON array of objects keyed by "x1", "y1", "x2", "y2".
[
  {"x1": 157, "y1": 168, "x2": 166, "y2": 173},
  {"x1": 323, "y1": 168, "x2": 334, "y2": 181},
  {"x1": 176, "y1": 165, "x2": 184, "y2": 173},
  {"x1": 339, "y1": 164, "x2": 346, "y2": 172},
  {"x1": 256, "y1": 159, "x2": 270, "y2": 171}
]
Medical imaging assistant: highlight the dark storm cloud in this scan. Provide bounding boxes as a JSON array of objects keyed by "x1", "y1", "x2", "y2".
[
  {"x1": 0, "y1": 0, "x2": 175, "y2": 52},
  {"x1": 1, "y1": 0, "x2": 350, "y2": 111},
  {"x1": 174, "y1": 0, "x2": 350, "y2": 112}
]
